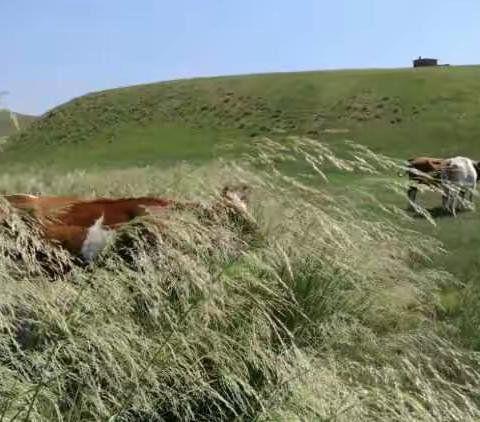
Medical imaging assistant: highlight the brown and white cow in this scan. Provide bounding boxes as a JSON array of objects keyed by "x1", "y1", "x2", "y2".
[
  {"x1": 2, "y1": 184, "x2": 252, "y2": 264},
  {"x1": 402, "y1": 156, "x2": 480, "y2": 211}
]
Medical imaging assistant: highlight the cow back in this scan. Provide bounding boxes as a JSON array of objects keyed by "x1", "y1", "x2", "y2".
[
  {"x1": 50, "y1": 197, "x2": 174, "y2": 227},
  {"x1": 407, "y1": 157, "x2": 445, "y2": 184}
]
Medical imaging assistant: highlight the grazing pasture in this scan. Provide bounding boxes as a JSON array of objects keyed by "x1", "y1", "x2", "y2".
[
  {"x1": 2, "y1": 66, "x2": 480, "y2": 420},
  {"x1": 3, "y1": 66, "x2": 480, "y2": 283}
]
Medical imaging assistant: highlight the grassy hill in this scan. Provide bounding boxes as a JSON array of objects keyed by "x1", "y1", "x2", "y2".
[
  {"x1": 0, "y1": 109, "x2": 37, "y2": 138},
  {"x1": 3, "y1": 65, "x2": 480, "y2": 169}
]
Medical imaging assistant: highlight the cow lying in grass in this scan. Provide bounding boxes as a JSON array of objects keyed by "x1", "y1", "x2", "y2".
[{"x1": 3, "y1": 184, "x2": 255, "y2": 267}]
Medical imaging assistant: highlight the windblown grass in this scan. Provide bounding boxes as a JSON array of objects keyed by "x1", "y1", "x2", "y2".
[{"x1": 0, "y1": 137, "x2": 478, "y2": 421}]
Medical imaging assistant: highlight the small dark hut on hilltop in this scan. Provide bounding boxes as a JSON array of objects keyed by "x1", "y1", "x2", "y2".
[{"x1": 413, "y1": 56, "x2": 438, "y2": 67}]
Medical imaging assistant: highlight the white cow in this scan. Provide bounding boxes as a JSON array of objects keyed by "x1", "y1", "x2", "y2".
[{"x1": 441, "y1": 156, "x2": 479, "y2": 216}]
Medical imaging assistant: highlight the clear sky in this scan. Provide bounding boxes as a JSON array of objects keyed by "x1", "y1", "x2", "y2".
[{"x1": 2, "y1": 0, "x2": 480, "y2": 115}]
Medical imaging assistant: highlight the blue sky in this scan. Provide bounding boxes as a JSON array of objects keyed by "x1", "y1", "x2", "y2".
[{"x1": 2, "y1": 0, "x2": 479, "y2": 115}]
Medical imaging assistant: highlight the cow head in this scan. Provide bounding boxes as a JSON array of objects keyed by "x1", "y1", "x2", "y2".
[{"x1": 221, "y1": 184, "x2": 250, "y2": 212}]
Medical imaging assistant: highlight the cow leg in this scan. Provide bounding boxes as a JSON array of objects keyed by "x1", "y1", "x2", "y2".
[
  {"x1": 466, "y1": 186, "x2": 476, "y2": 211},
  {"x1": 441, "y1": 187, "x2": 448, "y2": 209},
  {"x1": 458, "y1": 189, "x2": 466, "y2": 210},
  {"x1": 407, "y1": 186, "x2": 417, "y2": 210},
  {"x1": 463, "y1": 180, "x2": 474, "y2": 209},
  {"x1": 445, "y1": 188, "x2": 455, "y2": 216},
  {"x1": 451, "y1": 188, "x2": 458, "y2": 217},
  {"x1": 456, "y1": 185, "x2": 471, "y2": 211},
  {"x1": 443, "y1": 185, "x2": 455, "y2": 216},
  {"x1": 442, "y1": 184, "x2": 449, "y2": 211},
  {"x1": 461, "y1": 188, "x2": 473, "y2": 211}
]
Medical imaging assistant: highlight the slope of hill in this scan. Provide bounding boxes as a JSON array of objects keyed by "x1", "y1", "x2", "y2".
[
  {"x1": 3, "y1": 65, "x2": 480, "y2": 283},
  {"x1": 3, "y1": 65, "x2": 480, "y2": 169},
  {"x1": 0, "y1": 109, "x2": 37, "y2": 138},
  {"x1": 2, "y1": 68, "x2": 480, "y2": 420}
]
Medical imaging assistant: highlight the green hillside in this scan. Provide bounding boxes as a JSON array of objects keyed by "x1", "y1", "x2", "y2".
[
  {"x1": 0, "y1": 109, "x2": 37, "y2": 138},
  {"x1": 4, "y1": 65, "x2": 480, "y2": 169}
]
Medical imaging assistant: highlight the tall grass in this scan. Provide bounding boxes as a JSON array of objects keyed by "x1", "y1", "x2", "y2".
[{"x1": 0, "y1": 136, "x2": 478, "y2": 421}]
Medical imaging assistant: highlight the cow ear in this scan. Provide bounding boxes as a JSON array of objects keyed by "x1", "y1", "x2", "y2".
[
  {"x1": 221, "y1": 184, "x2": 250, "y2": 201},
  {"x1": 238, "y1": 183, "x2": 250, "y2": 201},
  {"x1": 221, "y1": 185, "x2": 230, "y2": 198}
]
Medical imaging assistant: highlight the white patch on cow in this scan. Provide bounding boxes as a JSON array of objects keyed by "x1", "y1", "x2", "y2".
[
  {"x1": 225, "y1": 191, "x2": 247, "y2": 212},
  {"x1": 81, "y1": 214, "x2": 112, "y2": 262},
  {"x1": 13, "y1": 193, "x2": 38, "y2": 198},
  {"x1": 441, "y1": 156, "x2": 477, "y2": 215}
]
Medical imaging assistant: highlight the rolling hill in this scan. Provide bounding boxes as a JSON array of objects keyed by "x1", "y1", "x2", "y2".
[{"x1": 3, "y1": 65, "x2": 480, "y2": 169}]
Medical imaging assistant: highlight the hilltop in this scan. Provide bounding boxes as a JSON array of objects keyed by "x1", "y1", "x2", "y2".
[
  {"x1": 3, "y1": 65, "x2": 480, "y2": 169},
  {"x1": 0, "y1": 109, "x2": 36, "y2": 138}
]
